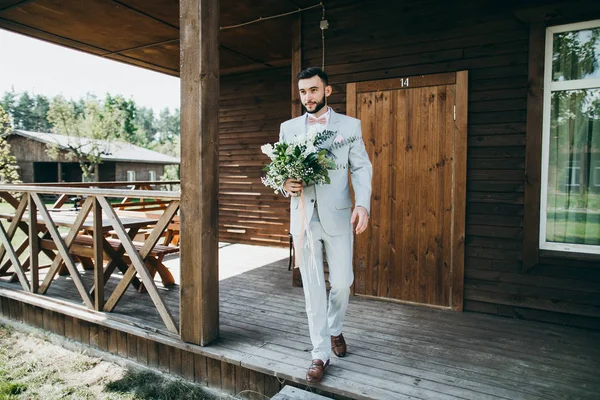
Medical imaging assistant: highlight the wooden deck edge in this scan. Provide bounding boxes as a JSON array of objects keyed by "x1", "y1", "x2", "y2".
[
  {"x1": 0, "y1": 284, "x2": 241, "y2": 364},
  {"x1": 0, "y1": 315, "x2": 231, "y2": 400},
  {"x1": 0, "y1": 289, "x2": 358, "y2": 399}
]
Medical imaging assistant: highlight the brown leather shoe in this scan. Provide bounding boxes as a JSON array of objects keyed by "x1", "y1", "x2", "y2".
[
  {"x1": 306, "y1": 359, "x2": 329, "y2": 383},
  {"x1": 331, "y1": 333, "x2": 347, "y2": 357}
]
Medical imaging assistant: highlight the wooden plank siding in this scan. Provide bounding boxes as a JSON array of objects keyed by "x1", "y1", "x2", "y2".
[
  {"x1": 298, "y1": 0, "x2": 600, "y2": 329},
  {"x1": 218, "y1": 67, "x2": 291, "y2": 247}
]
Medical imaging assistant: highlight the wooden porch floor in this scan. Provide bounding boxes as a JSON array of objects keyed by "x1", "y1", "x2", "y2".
[{"x1": 1, "y1": 244, "x2": 599, "y2": 400}]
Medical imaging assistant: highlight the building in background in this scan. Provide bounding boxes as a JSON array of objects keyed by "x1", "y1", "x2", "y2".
[{"x1": 7, "y1": 130, "x2": 179, "y2": 183}]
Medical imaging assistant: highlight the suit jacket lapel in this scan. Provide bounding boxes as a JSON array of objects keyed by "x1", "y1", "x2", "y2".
[
  {"x1": 329, "y1": 109, "x2": 341, "y2": 129},
  {"x1": 321, "y1": 109, "x2": 342, "y2": 149},
  {"x1": 292, "y1": 115, "x2": 306, "y2": 140}
]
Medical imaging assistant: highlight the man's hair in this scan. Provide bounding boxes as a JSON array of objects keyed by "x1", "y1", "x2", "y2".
[{"x1": 297, "y1": 67, "x2": 329, "y2": 86}]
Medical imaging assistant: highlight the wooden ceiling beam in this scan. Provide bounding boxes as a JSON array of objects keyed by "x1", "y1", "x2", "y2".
[
  {"x1": 103, "y1": 53, "x2": 179, "y2": 76},
  {"x1": 106, "y1": 0, "x2": 178, "y2": 29},
  {"x1": 102, "y1": 38, "x2": 179, "y2": 56},
  {"x1": 0, "y1": 17, "x2": 109, "y2": 54},
  {"x1": 0, "y1": 0, "x2": 36, "y2": 14},
  {"x1": 0, "y1": 17, "x2": 179, "y2": 75}
]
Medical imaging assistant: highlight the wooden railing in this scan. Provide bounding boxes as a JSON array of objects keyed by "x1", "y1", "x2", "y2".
[
  {"x1": 13, "y1": 181, "x2": 181, "y2": 211},
  {"x1": 0, "y1": 185, "x2": 181, "y2": 334}
]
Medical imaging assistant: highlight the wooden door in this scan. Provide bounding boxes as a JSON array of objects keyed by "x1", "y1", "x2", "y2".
[{"x1": 347, "y1": 72, "x2": 467, "y2": 310}]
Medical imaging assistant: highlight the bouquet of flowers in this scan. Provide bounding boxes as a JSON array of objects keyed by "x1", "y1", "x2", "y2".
[{"x1": 261, "y1": 127, "x2": 337, "y2": 193}]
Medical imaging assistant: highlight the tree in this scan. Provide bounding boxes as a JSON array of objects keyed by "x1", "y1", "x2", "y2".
[
  {"x1": 2, "y1": 91, "x2": 52, "y2": 131},
  {"x1": 135, "y1": 106, "x2": 158, "y2": 145},
  {"x1": 46, "y1": 96, "x2": 126, "y2": 181},
  {"x1": 1, "y1": 90, "x2": 17, "y2": 121},
  {"x1": 13, "y1": 91, "x2": 35, "y2": 130},
  {"x1": 31, "y1": 94, "x2": 52, "y2": 131},
  {"x1": 155, "y1": 107, "x2": 180, "y2": 144},
  {"x1": 0, "y1": 105, "x2": 21, "y2": 183},
  {"x1": 105, "y1": 94, "x2": 147, "y2": 146}
]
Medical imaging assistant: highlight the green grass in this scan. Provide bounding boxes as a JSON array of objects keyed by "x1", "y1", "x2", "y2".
[
  {"x1": 104, "y1": 370, "x2": 213, "y2": 400},
  {"x1": 0, "y1": 325, "x2": 219, "y2": 400},
  {"x1": 0, "y1": 367, "x2": 27, "y2": 399},
  {"x1": 547, "y1": 192, "x2": 600, "y2": 210},
  {"x1": 546, "y1": 208, "x2": 600, "y2": 245}
]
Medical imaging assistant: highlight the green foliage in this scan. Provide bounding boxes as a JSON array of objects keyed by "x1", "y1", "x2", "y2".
[
  {"x1": 552, "y1": 28, "x2": 600, "y2": 81},
  {"x1": 1, "y1": 90, "x2": 180, "y2": 180},
  {"x1": 155, "y1": 107, "x2": 180, "y2": 144},
  {"x1": 0, "y1": 105, "x2": 10, "y2": 136},
  {"x1": 47, "y1": 96, "x2": 127, "y2": 180},
  {"x1": 104, "y1": 94, "x2": 147, "y2": 146},
  {"x1": 0, "y1": 106, "x2": 21, "y2": 184},
  {"x1": 1, "y1": 90, "x2": 179, "y2": 156},
  {"x1": 135, "y1": 106, "x2": 158, "y2": 144},
  {"x1": 261, "y1": 130, "x2": 337, "y2": 191},
  {"x1": 0, "y1": 91, "x2": 51, "y2": 132}
]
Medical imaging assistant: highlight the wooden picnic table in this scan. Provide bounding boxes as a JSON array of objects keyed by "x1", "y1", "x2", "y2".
[
  {"x1": 0, "y1": 207, "x2": 177, "y2": 298},
  {"x1": 0, "y1": 189, "x2": 180, "y2": 334},
  {"x1": 0, "y1": 209, "x2": 158, "y2": 231},
  {"x1": 0, "y1": 209, "x2": 176, "y2": 284}
]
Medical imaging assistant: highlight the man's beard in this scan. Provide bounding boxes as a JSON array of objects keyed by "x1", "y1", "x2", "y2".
[{"x1": 305, "y1": 94, "x2": 327, "y2": 114}]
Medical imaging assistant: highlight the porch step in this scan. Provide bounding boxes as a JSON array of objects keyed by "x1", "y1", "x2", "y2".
[{"x1": 272, "y1": 386, "x2": 330, "y2": 400}]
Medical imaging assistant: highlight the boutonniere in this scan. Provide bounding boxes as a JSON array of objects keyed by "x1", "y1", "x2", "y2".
[{"x1": 329, "y1": 135, "x2": 358, "y2": 151}]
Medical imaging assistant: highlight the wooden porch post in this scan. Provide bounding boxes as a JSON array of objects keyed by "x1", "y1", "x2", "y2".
[{"x1": 179, "y1": 0, "x2": 220, "y2": 345}]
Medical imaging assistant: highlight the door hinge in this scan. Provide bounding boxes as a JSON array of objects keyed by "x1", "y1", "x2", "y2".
[{"x1": 453, "y1": 105, "x2": 456, "y2": 121}]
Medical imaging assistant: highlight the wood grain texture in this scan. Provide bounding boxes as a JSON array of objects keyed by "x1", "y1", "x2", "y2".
[
  {"x1": 179, "y1": 0, "x2": 220, "y2": 345},
  {"x1": 218, "y1": 68, "x2": 291, "y2": 248},
  {"x1": 299, "y1": 0, "x2": 600, "y2": 325},
  {"x1": 350, "y1": 73, "x2": 462, "y2": 309},
  {"x1": 291, "y1": 14, "x2": 302, "y2": 118},
  {"x1": 452, "y1": 71, "x2": 468, "y2": 311},
  {"x1": 522, "y1": 22, "x2": 545, "y2": 272}
]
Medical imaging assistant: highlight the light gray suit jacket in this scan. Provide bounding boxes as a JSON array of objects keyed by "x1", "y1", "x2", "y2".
[{"x1": 279, "y1": 110, "x2": 373, "y2": 237}]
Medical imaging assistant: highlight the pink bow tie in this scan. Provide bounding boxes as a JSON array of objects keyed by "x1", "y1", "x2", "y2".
[{"x1": 308, "y1": 115, "x2": 327, "y2": 125}]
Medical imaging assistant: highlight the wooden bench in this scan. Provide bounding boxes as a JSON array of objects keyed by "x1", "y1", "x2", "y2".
[
  {"x1": 39, "y1": 234, "x2": 178, "y2": 289},
  {"x1": 112, "y1": 210, "x2": 180, "y2": 246}
]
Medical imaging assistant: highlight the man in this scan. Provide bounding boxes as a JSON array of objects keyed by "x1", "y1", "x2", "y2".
[{"x1": 279, "y1": 67, "x2": 372, "y2": 383}]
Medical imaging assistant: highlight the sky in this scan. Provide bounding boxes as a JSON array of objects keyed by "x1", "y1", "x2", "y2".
[{"x1": 0, "y1": 29, "x2": 180, "y2": 114}]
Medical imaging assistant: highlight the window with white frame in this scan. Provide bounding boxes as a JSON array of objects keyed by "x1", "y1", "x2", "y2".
[
  {"x1": 541, "y1": 20, "x2": 600, "y2": 254},
  {"x1": 149, "y1": 170, "x2": 156, "y2": 181},
  {"x1": 126, "y1": 170, "x2": 136, "y2": 182},
  {"x1": 594, "y1": 163, "x2": 600, "y2": 187}
]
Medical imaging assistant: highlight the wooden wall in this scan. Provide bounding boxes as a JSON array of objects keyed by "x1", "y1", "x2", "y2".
[
  {"x1": 299, "y1": 0, "x2": 600, "y2": 329},
  {"x1": 115, "y1": 162, "x2": 165, "y2": 182},
  {"x1": 219, "y1": 67, "x2": 291, "y2": 247},
  {"x1": 15, "y1": 161, "x2": 33, "y2": 183},
  {"x1": 7, "y1": 136, "x2": 59, "y2": 162}
]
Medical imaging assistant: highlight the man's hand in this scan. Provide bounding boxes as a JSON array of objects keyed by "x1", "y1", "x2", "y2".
[
  {"x1": 283, "y1": 179, "x2": 303, "y2": 196},
  {"x1": 351, "y1": 206, "x2": 369, "y2": 234}
]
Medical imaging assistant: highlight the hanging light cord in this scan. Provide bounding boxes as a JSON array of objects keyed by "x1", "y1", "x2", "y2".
[
  {"x1": 219, "y1": 1, "x2": 328, "y2": 71},
  {"x1": 220, "y1": 2, "x2": 324, "y2": 31}
]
